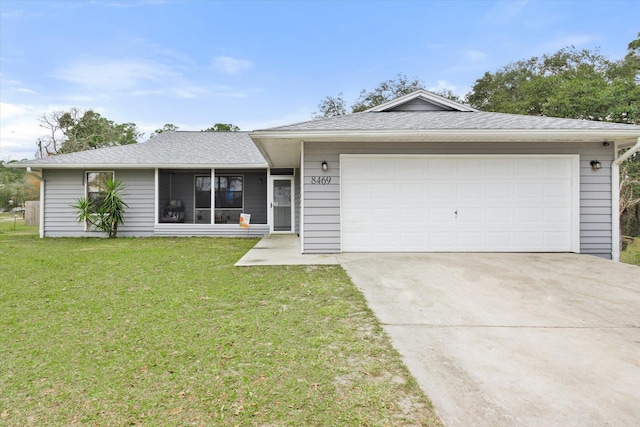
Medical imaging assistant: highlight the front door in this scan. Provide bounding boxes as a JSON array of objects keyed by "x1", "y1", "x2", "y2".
[{"x1": 270, "y1": 176, "x2": 294, "y2": 233}]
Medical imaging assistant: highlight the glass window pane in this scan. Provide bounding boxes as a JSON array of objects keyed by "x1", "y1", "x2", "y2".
[
  {"x1": 86, "y1": 172, "x2": 113, "y2": 211},
  {"x1": 215, "y1": 176, "x2": 243, "y2": 209},
  {"x1": 195, "y1": 176, "x2": 211, "y2": 208}
]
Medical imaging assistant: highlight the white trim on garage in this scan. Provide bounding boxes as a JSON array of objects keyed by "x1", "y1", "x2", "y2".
[{"x1": 340, "y1": 154, "x2": 580, "y2": 253}]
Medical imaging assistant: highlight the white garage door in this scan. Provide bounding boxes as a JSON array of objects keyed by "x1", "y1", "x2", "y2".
[{"x1": 341, "y1": 155, "x2": 579, "y2": 252}]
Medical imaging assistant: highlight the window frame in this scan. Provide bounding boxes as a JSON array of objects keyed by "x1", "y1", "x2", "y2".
[
  {"x1": 84, "y1": 171, "x2": 115, "y2": 230},
  {"x1": 214, "y1": 174, "x2": 244, "y2": 224}
]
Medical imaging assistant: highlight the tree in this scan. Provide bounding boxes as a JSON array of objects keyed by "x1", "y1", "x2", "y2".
[
  {"x1": 72, "y1": 178, "x2": 128, "y2": 238},
  {"x1": 351, "y1": 74, "x2": 425, "y2": 113},
  {"x1": 0, "y1": 161, "x2": 40, "y2": 211},
  {"x1": 466, "y1": 40, "x2": 640, "y2": 124},
  {"x1": 37, "y1": 108, "x2": 142, "y2": 157},
  {"x1": 466, "y1": 34, "x2": 640, "y2": 236},
  {"x1": 314, "y1": 73, "x2": 464, "y2": 118},
  {"x1": 151, "y1": 123, "x2": 179, "y2": 138},
  {"x1": 202, "y1": 123, "x2": 240, "y2": 132},
  {"x1": 313, "y1": 92, "x2": 348, "y2": 118}
]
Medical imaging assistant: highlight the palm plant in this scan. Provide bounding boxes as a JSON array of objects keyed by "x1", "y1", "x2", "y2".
[{"x1": 72, "y1": 178, "x2": 128, "y2": 238}]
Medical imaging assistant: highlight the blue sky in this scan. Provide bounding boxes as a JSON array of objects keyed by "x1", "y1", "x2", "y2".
[{"x1": 1, "y1": 0, "x2": 639, "y2": 160}]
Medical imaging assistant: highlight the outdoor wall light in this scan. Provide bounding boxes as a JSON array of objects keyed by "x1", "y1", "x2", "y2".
[
  {"x1": 321, "y1": 161, "x2": 328, "y2": 172},
  {"x1": 590, "y1": 160, "x2": 602, "y2": 171},
  {"x1": 603, "y1": 141, "x2": 610, "y2": 147}
]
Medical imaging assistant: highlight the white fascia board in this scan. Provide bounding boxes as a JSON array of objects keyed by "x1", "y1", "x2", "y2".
[
  {"x1": 365, "y1": 89, "x2": 477, "y2": 112},
  {"x1": 7, "y1": 163, "x2": 268, "y2": 170},
  {"x1": 249, "y1": 129, "x2": 640, "y2": 143}
]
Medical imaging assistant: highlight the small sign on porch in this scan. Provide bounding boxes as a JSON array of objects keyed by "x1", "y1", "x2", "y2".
[{"x1": 239, "y1": 213, "x2": 251, "y2": 229}]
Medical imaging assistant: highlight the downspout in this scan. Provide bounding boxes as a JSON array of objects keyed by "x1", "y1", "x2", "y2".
[
  {"x1": 26, "y1": 167, "x2": 45, "y2": 238},
  {"x1": 611, "y1": 137, "x2": 640, "y2": 262}
]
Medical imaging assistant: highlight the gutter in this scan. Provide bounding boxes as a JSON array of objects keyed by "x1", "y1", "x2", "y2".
[{"x1": 611, "y1": 136, "x2": 640, "y2": 262}]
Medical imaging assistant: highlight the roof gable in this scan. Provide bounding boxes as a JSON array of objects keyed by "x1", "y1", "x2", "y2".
[{"x1": 365, "y1": 89, "x2": 477, "y2": 112}]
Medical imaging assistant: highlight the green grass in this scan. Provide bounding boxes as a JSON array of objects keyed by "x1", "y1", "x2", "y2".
[
  {"x1": 0, "y1": 231, "x2": 441, "y2": 426},
  {"x1": 0, "y1": 212, "x2": 35, "y2": 235},
  {"x1": 621, "y1": 237, "x2": 640, "y2": 265}
]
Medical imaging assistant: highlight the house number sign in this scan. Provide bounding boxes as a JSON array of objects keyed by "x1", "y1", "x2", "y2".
[{"x1": 310, "y1": 176, "x2": 332, "y2": 185}]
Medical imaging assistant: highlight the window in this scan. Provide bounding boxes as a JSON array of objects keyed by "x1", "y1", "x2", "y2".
[
  {"x1": 215, "y1": 176, "x2": 243, "y2": 208},
  {"x1": 214, "y1": 176, "x2": 243, "y2": 224},
  {"x1": 86, "y1": 171, "x2": 114, "y2": 212},
  {"x1": 194, "y1": 175, "x2": 212, "y2": 224},
  {"x1": 195, "y1": 176, "x2": 211, "y2": 208}
]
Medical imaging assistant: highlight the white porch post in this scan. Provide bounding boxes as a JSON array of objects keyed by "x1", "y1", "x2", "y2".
[
  {"x1": 154, "y1": 168, "x2": 159, "y2": 225},
  {"x1": 211, "y1": 168, "x2": 215, "y2": 224},
  {"x1": 266, "y1": 168, "x2": 272, "y2": 232}
]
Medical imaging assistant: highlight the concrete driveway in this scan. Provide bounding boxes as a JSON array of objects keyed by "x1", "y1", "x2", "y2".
[{"x1": 337, "y1": 253, "x2": 640, "y2": 427}]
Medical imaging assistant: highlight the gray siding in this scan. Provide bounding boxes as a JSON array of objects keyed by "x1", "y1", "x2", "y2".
[
  {"x1": 303, "y1": 141, "x2": 614, "y2": 257},
  {"x1": 42, "y1": 168, "x2": 266, "y2": 238},
  {"x1": 42, "y1": 169, "x2": 86, "y2": 237},
  {"x1": 242, "y1": 171, "x2": 268, "y2": 224},
  {"x1": 42, "y1": 169, "x2": 155, "y2": 237},
  {"x1": 118, "y1": 169, "x2": 155, "y2": 236}
]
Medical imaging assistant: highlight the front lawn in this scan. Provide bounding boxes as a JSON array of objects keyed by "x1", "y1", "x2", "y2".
[{"x1": 0, "y1": 232, "x2": 441, "y2": 426}]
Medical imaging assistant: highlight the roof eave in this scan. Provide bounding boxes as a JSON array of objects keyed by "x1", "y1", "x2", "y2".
[
  {"x1": 7, "y1": 162, "x2": 268, "y2": 170},
  {"x1": 251, "y1": 129, "x2": 640, "y2": 143}
]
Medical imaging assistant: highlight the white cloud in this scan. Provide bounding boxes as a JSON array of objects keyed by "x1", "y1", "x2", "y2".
[
  {"x1": 0, "y1": 103, "x2": 44, "y2": 160},
  {"x1": 50, "y1": 57, "x2": 213, "y2": 100},
  {"x1": 52, "y1": 59, "x2": 173, "y2": 90},
  {"x1": 0, "y1": 101, "x2": 84, "y2": 161},
  {"x1": 211, "y1": 56, "x2": 252, "y2": 75},
  {"x1": 467, "y1": 50, "x2": 487, "y2": 61},
  {"x1": 484, "y1": 0, "x2": 529, "y2": 25},
  {"x1": 0, "y1": 102, "x2": 28, "y2": 120},
  {"x1": 428, "y1": 80, "x2": 457, "y2": 93}
]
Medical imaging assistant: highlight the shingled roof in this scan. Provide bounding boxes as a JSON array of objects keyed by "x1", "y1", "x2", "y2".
[
  {"x1": 261, "y1": 110, "x2": 640, "y2": 132},
  {"x1": 13, "y1": 131, "x2": 267, "y2": 169}
]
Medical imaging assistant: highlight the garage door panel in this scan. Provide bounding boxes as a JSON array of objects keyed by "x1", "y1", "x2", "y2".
[
  {"x1": 515, "y1": 183, "x2": 540, "y2": 198},
  {"x1": 484, "y1": 159, "x2": 514, "y2": 178},
  {"x1": 458, "y1": 232, "x2": 484, "y2": 249},
  {"x1": 515, "y1": 208, "x2": 540, "y2": 222},
  {"x1": 486, "y1": 207, "x2": 513, "y2": 223},
  {"x1": 543, "y1": 159, "x2": 572, "y2": 177},
  {"x1": 428, "y1": 160, "x2": 456, "y2": 179},
  {"x1": 400, "y1": 159, "x2": 428, "y2": 179},
  {"x1": 430, "y1": 208, "x2": 456, "y2": 223},
  {"x1": 341, "y1": 156, "x2": 577, "y2": 252},
  {"x1": 457, "y1": 208, "x2": 483, "y2": 223},
  {"x1": 455, "y1": 159, "x2": 484, "y2": 178},
  {"x1": 515, "y1": 232, "x2": 541, "y2": 247},
  {"x1": 515, "y1": 160, "x2": 541, "y2": 178},
  {"x1": 486, "y1": 183, "x2": 511, "y2": 197},
  {"x1": 457, "y1": 182, "x2": 484, "y2": 198},
  {"x1": 428, "y1": 182, "x2": 455, "y2": 198},
  {"x1": 543, "y1": 208, "x2": 571, "y2": 222}
]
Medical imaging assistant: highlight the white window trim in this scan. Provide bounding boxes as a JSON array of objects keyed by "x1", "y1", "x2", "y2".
[{"x1": 84, "y1": 170, "x2": 115, "y2": 232}]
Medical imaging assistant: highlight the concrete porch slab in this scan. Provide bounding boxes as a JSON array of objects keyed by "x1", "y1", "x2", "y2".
[{"x1": 235, "y1": 234, "x2": 339, "y2": 266}]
